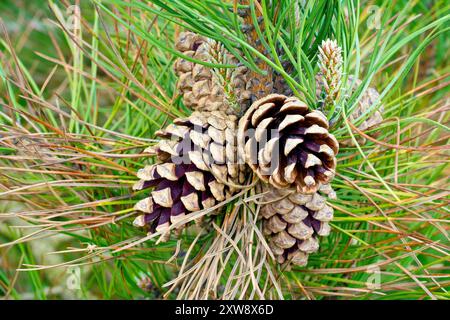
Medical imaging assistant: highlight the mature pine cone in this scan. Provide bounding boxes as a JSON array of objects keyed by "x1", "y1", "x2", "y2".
[
  {"x1": 261, "y1": 184, "x2": 336, "y2": 266},
  {"x1": 133, "y1": 111, "x2": 247, "y2": 236},
  {"x1": 174, "y1": 31, "x2": 252, "y2": 115},
  {"x1": 238, "y1": 94, "x2": 339, "y2": 194}
]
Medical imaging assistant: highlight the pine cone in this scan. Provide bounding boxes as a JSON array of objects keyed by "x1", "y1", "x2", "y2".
[
  {"x1": 174, "y1": 31, "x2": 252, "y2": 115},
  {"x1": 261, "y1": 184, "x2": 335, "y2": 266},
  {"x1": 238, "y1": 94, "x2": 339, "y2": 194},
  {"x1": 133, "y1": 111, "x2": 247, "y2": 237}
]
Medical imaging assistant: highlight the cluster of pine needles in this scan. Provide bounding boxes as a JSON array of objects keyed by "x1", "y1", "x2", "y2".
[{"x1": 0, "y1": 0, "x2": 449, "y2": 299}]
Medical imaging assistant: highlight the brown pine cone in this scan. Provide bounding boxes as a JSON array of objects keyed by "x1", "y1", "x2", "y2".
[
  {"x1": 133, "y1": 111, "x2": 247, "y2": 237},
  {"x1": 174, "y1": 31, "x2": 252, "y2": 115},
  {"x1": 261, "y1": 184, "x2": 335, "y2": 266},
  {"x1": 238, "y1": 94, "x2": 339, "y2": 194}
]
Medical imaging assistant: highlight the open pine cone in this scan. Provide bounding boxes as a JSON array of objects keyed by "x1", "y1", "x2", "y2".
[
  {"x1": 261, "y1": 184, "x2": 336, "y2": 266},
  {"x1": 133, "y1": 111, "x2": 247, "y2": 237},
  {"x1": 238, "y1": 94, "x2": 339, "y2": 194},
  {"x1": 174, "y1": 31, "x2": 252, "y2": 115}
]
